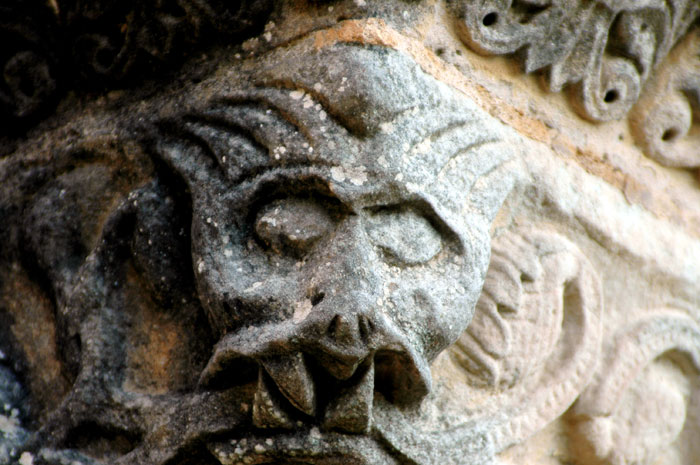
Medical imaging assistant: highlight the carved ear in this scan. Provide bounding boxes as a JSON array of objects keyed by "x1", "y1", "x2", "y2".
[
  {"x1": 570, "y1": 313, "x2": 700, "y2": 465},
  {"x1": 450, "y1": 226, "x2": 603, "y2": 451}
]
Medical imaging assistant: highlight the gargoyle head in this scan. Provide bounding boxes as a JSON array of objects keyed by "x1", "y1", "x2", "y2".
[
  {"x1": 1, "y1": 35, "x2": 517, "y2": 465},
  {"x1": 155, "y1": 40, "x2": 516, "y2": 441}
]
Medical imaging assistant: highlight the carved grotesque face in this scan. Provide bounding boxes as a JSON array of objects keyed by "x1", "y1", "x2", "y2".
[
  {"x1": 0, "y1": 39, "x2": 515, "y2": 465},
  {"x1": 157, "y1": 42, "x2": 515, "y2": 444}
]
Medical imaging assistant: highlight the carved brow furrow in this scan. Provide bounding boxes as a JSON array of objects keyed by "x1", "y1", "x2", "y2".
[
  {"x1": 407, "y1": 120, "x2": 473, "y2": 153},
  {"x1": 181, "y1": 120, "x2": 338, "y2": 188},
  {"x1": 440, "y1": 139, "x2": 504, "y2": 177},
  {"x1": 238, "y1": 163, "x2": 340, "y2": 191},
  {"x1": 419, "y1": 119, "x2": 501, "y2": 176},
  {"x1": 209, "y1": 96, "x2": 315, "y2": 144},
  {"x1": 186, "y1": 114, "x2": 282, "y2": 166},
  {"x1": 473, "y1": 153, "x2": 512, "y2": 185},
  {"x1": 249, "y1": 83, "x2": 359, "y2": 135},
  {"x1": 156, "y1": 120, "x2": 223, "y2": 183},
  {"x1": 181, "y1": 123, "x2": 230, "y2": 172},
  {"x1": 183, "y1": 112, "x2": 270, "y2": 157}
]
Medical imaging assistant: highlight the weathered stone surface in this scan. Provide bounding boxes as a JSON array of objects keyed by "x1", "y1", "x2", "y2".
[{"x1": 1, "y1": 1, "x2": 699, "y2": 465}]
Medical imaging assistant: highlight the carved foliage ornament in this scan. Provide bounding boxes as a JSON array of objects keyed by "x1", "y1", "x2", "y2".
[
  {"x1": 573, "y1": 312, "x2": 700, "y2": 465},
  {"x1": 451, "y1": 226, "x2": 603, "y2": 451},
  {"x1": 451, "y1": 0, "x2": 700, "y2": 122}
]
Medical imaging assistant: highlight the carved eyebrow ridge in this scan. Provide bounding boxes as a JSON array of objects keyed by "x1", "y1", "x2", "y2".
[
  {"x1": 169, "y1": 100, "x2": 315, "y2": 185},
  {"x1": 154, "y1": 118, "x2": 229, "y2": 186},
  {"x1": 436, "y1": 138, "x2": 502, "y2": 179},
  {"x1": 251, "y1": 82, "x2": 359, "y2": 135},
  {"x1": 180, "y1": 125, "x2": 337, "y2": 189},
  {"x1": 210, "y1": 95, "x2": 317, "y2": 143},
  {"x1": 404, "y1": 119, "x2": 502, "y2": 174}
]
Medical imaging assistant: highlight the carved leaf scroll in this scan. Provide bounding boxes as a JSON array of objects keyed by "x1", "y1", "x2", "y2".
[
  {"x1": 451, "y1": 226, "x2": 603, "y2": 451},
  {"x1": 572, "y1": 312, "x2": 700, "y2": 465},
  {"x1": 451, "y1": 0, "x2": 700, "y2": 122},
  {"x1": 630, "y1": 28, "x2": 700, "y2": 168}
]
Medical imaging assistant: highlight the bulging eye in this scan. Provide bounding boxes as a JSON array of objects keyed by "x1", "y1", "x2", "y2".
[
  {"x1": 364, "y1": 207, "x2": 443, "y2": 265},
  {"x1": 255, "y1": 198, "x2": 334, "y2": 258}
]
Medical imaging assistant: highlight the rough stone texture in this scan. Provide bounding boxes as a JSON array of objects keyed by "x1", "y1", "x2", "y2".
[{"x1": 1, "y1": 1, "x2": 699, "y2": 465}]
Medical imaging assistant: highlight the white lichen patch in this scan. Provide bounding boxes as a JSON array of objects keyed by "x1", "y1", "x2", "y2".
[
  {"x1": 347, "y1": 166, "x2": 368, "y2": 185},
  {"x1": 380, "y1": 121, "x2": 395, "y2": 134},
  {"x1": 272, "y1": 145, "x2": 287, "y2": 160},
  {"x1": 293, "y1": 299, "x2": 313, "y2": 323},
  {"x1": 302, "y1": 93, "x2": 315, "y2": 109},
  {"x1": 330, "y1": 167, "x2": 346, "y2": 182},
  {"x1": 245, "y1": 282, "x2": 263, "y2": 292},
  {"x1": 0, "y1": 413, "x2": 19, "y2": 434},
  {"x1": 412, "y1": 138, "x2": 432, "y2": 155},
  {"x1": 290, "y1": 89, "x2": 305, "y2": 100},
  {"x1": 406, "y1": 182, "x2": 420, "y2": 193},
  {"x1": 19, "y1": 452, "x2": 33, "y2": 465}
]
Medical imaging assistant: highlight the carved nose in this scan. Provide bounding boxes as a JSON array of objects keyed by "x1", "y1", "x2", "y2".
[{"x1": 312, "y1": 312, "x2": 377, "y2": 380}]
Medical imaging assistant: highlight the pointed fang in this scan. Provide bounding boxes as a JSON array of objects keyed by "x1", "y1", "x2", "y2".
[{"x1": 261, "y1": 352, "x2": 316, "y2": 416}]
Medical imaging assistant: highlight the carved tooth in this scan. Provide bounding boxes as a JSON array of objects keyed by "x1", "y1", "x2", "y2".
[
  {"x1": 323, "y1": 362, "x2": 374, "y2": 434},
  {"x1": 252, "y1": 368, "x2": 295, "y2": 430},
  {"x1": 261, "y1": 353, "x2": 316, "y2": 416}
]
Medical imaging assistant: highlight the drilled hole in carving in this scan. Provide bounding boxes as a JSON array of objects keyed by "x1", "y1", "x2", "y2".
[
  {"x1": 603, "y1": 89, "x2": 619, "y2": 103},
  {"x1": 310, "y1": 291, "x2": 325, "y2": 306},
  {"x1": 482, "y1": 12, "x2": 498, "y2": 26},
  {"x1": 662, "y1": 128, "x2": 679, "y2": 142}
]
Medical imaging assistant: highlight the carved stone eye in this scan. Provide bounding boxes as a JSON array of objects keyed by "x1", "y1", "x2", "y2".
[
  {"x1": 255, "y1": 197, "x2": 334, "y2": 257},
  {"x1": 365, "y1": 208, "x2": 442, "y2": 265}
]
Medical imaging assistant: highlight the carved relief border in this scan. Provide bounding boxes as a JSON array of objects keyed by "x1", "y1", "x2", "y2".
[{"x1": 449, "y1": 0, "x2": 700, "y2": 170}]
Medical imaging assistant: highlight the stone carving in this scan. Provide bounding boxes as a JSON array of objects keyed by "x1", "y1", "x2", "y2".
[
  {"x1": 571, "y1": 313, "x2": 700, "y2": 465},
  {"x1": 450, "y1": 226, "x2": 603, "y2": 450},
  {"x1": 0, "y1": 36, "x2": 517, "y2": 464},
  {"x1": 630, "y1": 28, "x2": 700, "y2": 168},
  {"x1": 451, "y1": 0, "x2": 700, "y2": 122},
  {"x1": 2, "y1": 2, "x2": 700, "y2": 465}
]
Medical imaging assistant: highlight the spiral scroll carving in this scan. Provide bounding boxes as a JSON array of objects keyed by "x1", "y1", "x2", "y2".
[{"x1": 451, "y1": 0, "x2": 700, "y2": 123}]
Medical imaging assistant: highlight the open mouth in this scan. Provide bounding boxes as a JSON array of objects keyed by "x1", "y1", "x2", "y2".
[{"x1": 197, "y1": 318, "x2": 432, "y2": 432}]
